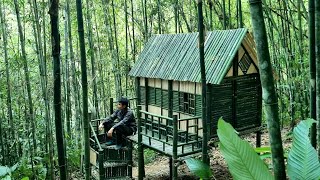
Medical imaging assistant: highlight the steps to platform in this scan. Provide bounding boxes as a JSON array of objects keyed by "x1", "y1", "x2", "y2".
[{"x1": 90, "y1": 135, "x2": 133, "y2": 180}]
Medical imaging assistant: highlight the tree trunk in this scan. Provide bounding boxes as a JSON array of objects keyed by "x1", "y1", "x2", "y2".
[
  {"x1": 196, "y1": 0, "x2": 209, "y2": 165},
  {"x1": 86, "y1": 0, "x2": 99, "y2": 118},
  {"x1": 0, "y1": 0, "x2": 16, "y2": 160},
  {"x1": 42, "y1": 1, "x2": 55, "y2": 178},
  {"x1": 315, "y1": 0, "x2": 320, "y2": 155},
  {"x1": 13, "y1": 0, "x2": 37, "y2": 155},
  {"x1": 101, "y1": 0, "x2": 122, "y2": 98},
  {"x1": 309, "y1": 0, "x2": 317, "y2": 148},
  {"x1": 49, "y1": 0, "x2": 67, "y2": 179},
  {"x1": 75, "y1": 0, "x2": 90, "y2": 178},
  {"x1": 63, "y1": 4, "x2": 72, "y2": 135},
  {"x1": 248, "y1": 0, "x2": 286, "y2": 179},
  {"x1": 238, "y1": 0, "x2": 243, "y2": 28},
  {"x1": 111, "y1": 0, "x2": 122, "y2": 98}
]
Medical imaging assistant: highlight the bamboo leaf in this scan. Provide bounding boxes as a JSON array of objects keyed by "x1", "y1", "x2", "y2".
[
  {"x1": 287, "y1": 119, "x2": 320, "y2": 180},
  {"x1": 185, "y1": 158, "x2": 212, "y2": 179},
  {"x1": 217, "y1": 118, "x2": 274, "y2": 180}
]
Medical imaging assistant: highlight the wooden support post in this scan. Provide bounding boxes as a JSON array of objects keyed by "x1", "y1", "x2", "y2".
[
  {"x1": 137, "y1": 106, "x2": 144, "y2": 180},
  {"x1": 172, "y1": 115, "x2": 178, "y2": 180},
  {"x1": 145, "y1": 78, "x2": 149, "y2": 111},
  {"x1": 128, "y1": 141, "x2": 133, "y2": 178},
  {"x1": 98, "y1": 150, "x2": 104, "y2": 180},
  {"x1": 206, "y1": 84, "x2": 212, "y2": 138},
  {"x1": 256, "y1": 130, "x2": 261, "y2": 147},
  {"x1": 161, "y1": 79, "x2": 163, "y2": 116},
  {"x1": 169, "y1": 157, "x2": 173, "y2": 180},
  {"x1": 257, "y1": 78, "x2": 262, "y2": 148},
  {"x1": 168, "y1": 80, "x2": 173, "y2": 127},
  {"x1": 136, "y1": 78, "x2": 145, "y2": 178},
  {"x1": 136, "y1": 77, "x2": 141, "y2": 108}
]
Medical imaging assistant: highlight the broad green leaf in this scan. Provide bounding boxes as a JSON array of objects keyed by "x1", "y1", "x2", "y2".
[
  {"x1": 0, "y1": 166, "x2": 10, "y2": 176},
  {"x1": 185, "y1": 158, "x2": 212, "y2": 179},
  {"x1": 287, "y1": 119, "x2": 320, "y2": 180},
  {"x1": 21, "y1": 177, "x2": 29, "y2": 180},
  {"x1": 217, "y1": 118, "x2": 274, "y2": 180},
  {"x1": 254, "y1": 147, "x2": 271, "y2": 153}
]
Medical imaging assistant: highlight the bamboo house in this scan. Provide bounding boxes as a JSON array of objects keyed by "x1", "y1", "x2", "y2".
[
  {"x1": 89, "y1": 28, "x2": 263, "y2": 179},
  {"x1": 129, "y1": 28, "x2": 262, "y2": 138}
]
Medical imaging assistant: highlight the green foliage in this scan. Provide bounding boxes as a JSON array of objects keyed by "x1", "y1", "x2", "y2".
[
  {"x1": 217, "y1": 118, "x2": 274, "y2": 180},
  {"x1": 218, "y1": 118, "x2": 320, "y2": 180},
  {"x1": 67, "y1": 136, "x2": 82, "y2": 171},
  {"x1": 185, "y1": 158, "x2": 212, "y2": 179},
  {"x1": 254, "y1": 146, "x2": 271, "y2": 153},
  {"x1": 254, "y1": 147, "x2": 272, "y2": 161},
  {"x1": 143, "y1": 149, "x2": 157, "y2": 164},
  {"x1": 287, "y1": 119, "x2": 320, "y2": 180},
  {"x1": 0, "y1": 157, "x2": 47, "y2": 180}
]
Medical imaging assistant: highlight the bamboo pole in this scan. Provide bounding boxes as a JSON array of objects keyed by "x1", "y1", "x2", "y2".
[
  {"x1": 75, "y1": 0, "x2": 90, "y2": 177},
  {"x1": 248, "y1": 0, "x2": 286, "y2": 178},
  {"x1": 196, "y1": 0, "x2": 209, "y2": 165},
  {"x1": 315, "y1": 0, "x2": 320, "y2": 155},
  {"x1": 49, "y1": 0, "x2": 67, "y2": 178},
  {"x1": 172, "y1": 115, "x2": 178, "y2": 180},
  {"x1": 309, "y1": 0, "x2": 317, "y2": 148}
]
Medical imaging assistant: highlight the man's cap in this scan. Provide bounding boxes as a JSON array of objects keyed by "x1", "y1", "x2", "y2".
[{"x1": 117, "y1": 97, "x2": 129, "y2": 105}]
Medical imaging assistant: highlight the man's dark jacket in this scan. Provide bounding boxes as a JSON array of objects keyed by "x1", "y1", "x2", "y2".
[{"x1": 103, "y1": 108, "x2": 136, "y2": 131}]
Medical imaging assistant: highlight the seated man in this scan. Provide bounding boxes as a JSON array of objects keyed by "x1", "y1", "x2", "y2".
[{"x1": 99, "y1": 97, "x2": 136, "y2": 150}]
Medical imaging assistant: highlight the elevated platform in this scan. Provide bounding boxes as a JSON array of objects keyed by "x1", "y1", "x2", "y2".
[{"x1": 128, "y1": 132, "x2": 202, "y2": 157}]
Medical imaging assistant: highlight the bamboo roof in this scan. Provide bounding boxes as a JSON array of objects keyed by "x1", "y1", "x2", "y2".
[{"x1": 129, "y1": 28, "x2": 250, "y2": 84}]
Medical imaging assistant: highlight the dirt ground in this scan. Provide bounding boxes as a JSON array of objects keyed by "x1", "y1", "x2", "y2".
[{"x1": 132, "y1": 128, "x2": 292, "y2": 180}]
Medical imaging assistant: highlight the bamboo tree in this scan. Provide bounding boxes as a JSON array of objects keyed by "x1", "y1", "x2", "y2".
[
  {"x1": 248, "y1": 0, "x2": 286, "y2": 179},
  {"x1": 309, "y1": 0, "x2": 317, "y2": 148},
  {"x1": 131, "y1": 0, "x2": 136, "y2": 63},
  {"x1": 111, "y1": 0, "x2": 122, "y2": 98},
  {"x1": 13, "y1": 0, "x2": 37, "y2": 155},
  {"x1": 125, "y1": 0, "x2": 129, "y2": 96},
  {"x1": 222, "y1": 0, "x2": 226, "y2": 29},
  {"x1": 64, "y1": 5, "x2": 72, "y2": 134},
  {"x1": 66, "y1": 0, "x2": 82, "y2": 142},
  {"x1": 49, "y1": 0, "x2": 67, "y2": 179},
  {"x1": 208, "y1": 0, "x2": 213, "y2": 30},
  {"x1": 0, "y1": 0, "x2": 16, "y2": 160},
  {"x1": 0, "y1": 115, "x2": 4, "y2": 165},
  {"x1": 76, "y1": 0, "x2": 90, "y2": 177},
  {"x1": 86, "y1": 0, "x2": 99, "y2": 118},
  {"x1": 42, "y1": 1, "x2": 55, "y2": 178},
  {"x1": 142, "y1": 0, "x2": 148, "y2": 40},
  {"x1": 315, "y1": 0, "x2": 320, "y2": 155},
  {"x1": 196, "y1": 0, "x2": 209, "y2": 165},
  {"x1": 101, "y1": 0, "x2": 122, "y2": 98},
  {"x1": 175, "y1": 0, "x2": 179, "y2": 33},
  {"x1": 157, "y1": 0, "x2": 161, "y2": 33},
  {"x1": 238, "y1": 0, "x2": 243, "y2": 28},
  {"x1": 228, "y1": 0, "x2": 231, "y2": 28},
  {"x1": 92, "y1": 4, "x2": 108, "y2": 117}
]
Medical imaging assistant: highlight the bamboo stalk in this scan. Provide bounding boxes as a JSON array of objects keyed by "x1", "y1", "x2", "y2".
[{"x1": 75, "y1": 0, "x2": 90, "y2": 177}]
